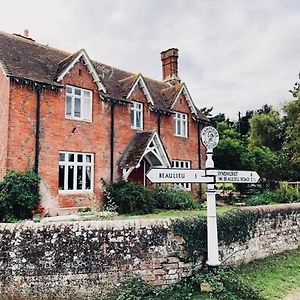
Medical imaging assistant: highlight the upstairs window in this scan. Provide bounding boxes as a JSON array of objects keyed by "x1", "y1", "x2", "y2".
[
  {"x1": 65, "y1": 85, "x2": 92, "y2": 122},
  {"x1": 174, "y1": 112, "x2": 187, "y2": 137},
  {"x1": 59, "y1": 151, "x2": 94, "y2": 193},
  {"x1": 172, "y1": 160, "x2": 191, "y2": 191},
  {"x1": 130, "y1": 101, "x2": 143, "y2": 129}
]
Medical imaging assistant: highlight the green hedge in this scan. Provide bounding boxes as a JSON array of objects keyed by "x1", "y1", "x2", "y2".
[
  {"x1": 152, "y1": 187, "x2": 196, "y2": 210},
  {"x1": 245, "y1": 185, "x2": 300, "y2": 206},
  {"x1": 0, "y1": 171, "x2": 40, "y2": 222},
  {"x1": 103, "y1": 181, "x2": 154, "y2": 214}
]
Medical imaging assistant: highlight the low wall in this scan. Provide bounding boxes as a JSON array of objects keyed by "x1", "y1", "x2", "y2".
[{"x1": 1, "y1": 203, "x2": 300, "y2": 299}]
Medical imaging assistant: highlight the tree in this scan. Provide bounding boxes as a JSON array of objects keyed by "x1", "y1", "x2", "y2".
[
  {"x1": 248, "y1": 110, "x2": 283, "y2": 151},
  {"x1": 283, "y1": 97, "x2": 300, "y2": 167}
]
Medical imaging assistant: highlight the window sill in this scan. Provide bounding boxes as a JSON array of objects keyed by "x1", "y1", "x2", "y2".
[
  {"x1": 174, "y1": 134, "x2": 188, "y2": 139},
  {"x1": 65, "y1": 116, "x2": 92, "y2": 123},
  {"x1": 59, "y1": 190, "x2": 94, "y2": 195},
  {"x1": 131, "y1": 126, "x2": 143, "y2": 131}
]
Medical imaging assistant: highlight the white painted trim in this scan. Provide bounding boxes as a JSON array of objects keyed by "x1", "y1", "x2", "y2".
[
  {"x1": 136, "y1": 132, "x2": 171, "y2": 168},
  {"x1": 171, "y1": 83, "x2": 197, "y2": 115},
  {"x1": 126, "y1": 74, "x2": 154, "y2": 105},
  {"x1": 56, "y1": 49, "x2": 106, "y2": 93}
]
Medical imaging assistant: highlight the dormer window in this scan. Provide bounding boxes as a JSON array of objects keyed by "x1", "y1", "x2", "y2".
[
  {"x1": 65, "y1": 85, "x2": 92, "y2": 122},
  {"x1": 174, "y1": 112, "x2": 187, "y2": 137},
  {"x1": 130, "y1": 101, "x2": 143, "y2": 130}
]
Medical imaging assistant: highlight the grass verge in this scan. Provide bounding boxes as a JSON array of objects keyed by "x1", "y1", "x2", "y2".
[{"x1": 235, "y1": 247, "x2": 300, "y2": 299}]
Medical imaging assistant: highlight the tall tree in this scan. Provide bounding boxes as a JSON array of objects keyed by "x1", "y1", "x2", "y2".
[{"x1": 248, "y1": 109, "x2": 283, "y2": 151}]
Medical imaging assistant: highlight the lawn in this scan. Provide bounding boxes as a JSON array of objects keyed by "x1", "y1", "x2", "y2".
[
  {"x1": 79, "y1": 205, "x2": 235, "y2": 221},
  {"x1": 191, "y1": 247, "x2": 300, "y2": 300},
  {"x1": 235, "y1": 247, "x2": 300, "y2": 300}
]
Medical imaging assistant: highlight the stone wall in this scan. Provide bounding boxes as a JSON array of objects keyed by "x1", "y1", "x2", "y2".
[{"x1": 1, "y1": 203, "x2": 300, "y2": 299}]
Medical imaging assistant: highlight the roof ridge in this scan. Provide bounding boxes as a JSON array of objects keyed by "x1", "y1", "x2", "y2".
[{"x1": 0, "y1": 31, "x2": 71, "y2": 56}]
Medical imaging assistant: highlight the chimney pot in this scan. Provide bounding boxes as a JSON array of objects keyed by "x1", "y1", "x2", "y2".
[
  {"x1": 24, "y1": 29, "x2": 29, "y2": 38},
  {"x1": 160, "y1": 48, "x2": 180, "y2": 84}
]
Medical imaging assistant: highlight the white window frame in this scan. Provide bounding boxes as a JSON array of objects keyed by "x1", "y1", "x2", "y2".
[
  {"x1": 59, "y1": 151, "x2": 94, "y2": 194},
  {"x1": 174, "y1": 112, "x2": 188, "y2": 137},
  {"x1": 171, "y1": 160, "x2": 191, "y2": 191},
  {"x1": 130, "y1": 101, "x2": 143, "y2": 130},
  {"x1": 65, "y1": 85, "x2": 93, "y2": 122}
]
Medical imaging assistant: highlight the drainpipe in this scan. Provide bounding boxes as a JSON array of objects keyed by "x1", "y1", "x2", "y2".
[
  {"x1": 157, "y1": 112, "x2": 161, "y2": 136},
  {"x1": 34, "y1": 86, "x2": 41, "y2": 174},
  {"x1": 110, "y1": 102, "x2": 115, "y2": 182}
]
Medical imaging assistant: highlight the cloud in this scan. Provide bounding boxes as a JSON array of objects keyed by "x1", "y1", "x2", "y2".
[{"x1": 1, "y1": 0, "x2": 300, "y2": 119}]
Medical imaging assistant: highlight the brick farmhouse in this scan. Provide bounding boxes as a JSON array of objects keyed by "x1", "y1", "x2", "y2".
[{"x1": 0, "y1": 31, "x2": 209, "y2": 216}]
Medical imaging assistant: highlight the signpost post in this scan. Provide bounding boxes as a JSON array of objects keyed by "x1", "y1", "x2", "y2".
[
  {"x1": 200, "y1": 126, "x2": 220, "y2": 267},
  {"x1": 146, "y1": 126, "x2": 260, "y2": 268}
]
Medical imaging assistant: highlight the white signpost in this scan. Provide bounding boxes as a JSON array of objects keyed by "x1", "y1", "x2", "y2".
[
  {"x1": 146, "y1": 126, "x2": 260, "y2": 268},
  {"x1": 207, "y1": 170, "x2": 260, "y2": 184},
  {"x1": 146, "y1": 169, "x2": 211, "y2": 183}
]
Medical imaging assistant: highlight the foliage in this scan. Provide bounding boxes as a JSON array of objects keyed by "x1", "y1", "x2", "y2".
[
  {"x1": 245, "y1": 191, "x2": 275, "y2": 206},
  {"x1": 245, "y1": 185, "x2": 300, "y2": 206},
  {"x1": 249, "y1": 110, "x2": 283, "y2": 151},
  {"x1": 214, "y1": 136, "x2": 250, "y2": 170},
  {"x1": 192, "y1": 269, "x2": 264, "y2": 300},
  {"x1": 172, "y1": 210, "x2": 258, "y2": 262},
  {"x1": 110, "y1": 268, "x2": 264, "y2": 300},
  {"x1": 152, "y1": 187, "x2": 196, "y2": 210},
  {"x1": 103, "y1": 180, "x2": 154, "y2": 215},
  {"x1": 283, "y1": 96, "x2": 300, "y2": 167},
  {"x1": 236, "y1": 248, "x2": 300, "y2": 299},
  {"x1": 247, "y1": 146, "x2": 280, "y2": 181},
  {"x1": 0, "y1": 171, "x2": 40, "y2": 221}
]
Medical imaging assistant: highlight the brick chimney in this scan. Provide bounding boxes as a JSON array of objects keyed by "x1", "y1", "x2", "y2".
[{"x1": 161, "y1": 48, "x2": 180, "y2": 85}]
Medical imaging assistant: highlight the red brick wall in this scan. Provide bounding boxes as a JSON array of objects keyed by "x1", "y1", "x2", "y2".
[
  {"x1": 160, "y1": 93, "x2": 204, "y2": 195},
  {"x1": 0, "y1": 68, "x2": 10, "y2": 179},
  {"x1": 113, "y1": 84, "x2": 158, "y2": 180},
  {"x1": 5, "y1": 64, "x2": 206, "y2": 213},
  {"x1": 7, "y1": 84, "x2": 36, "y2": 172},
  {"x1": 38, "y1": 61, "x2": 111, "y2": 215}
]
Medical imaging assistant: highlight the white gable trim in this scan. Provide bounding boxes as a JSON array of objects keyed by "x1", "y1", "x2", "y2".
[
  {"x1": 137, "y1": 132, "x2": 170, "y2": 168},
  {"x1": 122, "y1": 132, "x2": 170, "y2": 181},
  {"x1": 56, "y1": 49, "x2": 106, "y2": 93},
  {"x1": 171, "y1": 83, "x2": 197, "y2": 115},
  {"x1": 126, "y1": 74, "x2": 154, "y2": 105}
]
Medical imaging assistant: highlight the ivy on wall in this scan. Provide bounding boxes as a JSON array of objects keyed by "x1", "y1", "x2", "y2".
[{"x1": 172, "y1": 209, "x2": 258, "y2": 263}]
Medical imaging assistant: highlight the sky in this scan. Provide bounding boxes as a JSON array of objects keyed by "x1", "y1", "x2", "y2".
[{"x1": 1, "y1": 0, "x2": 300, "y2": 119}]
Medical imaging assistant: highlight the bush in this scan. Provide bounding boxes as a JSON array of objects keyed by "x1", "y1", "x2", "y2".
[
  {"x1": 245, "y1": 185, "x2": 300, "y2": 206},
  {"x1": 245, "y1": 191, "x2": 275, "y2": 206},
  {"x1": 0, "y1": 171, "x2": 40, "y2": 221},
  {"x1": 103, "y1": 181, "x2": 154, "y2": 214},
  {"x1": 152, "y1": 187, "x2": 196, "y2": 210},
  {"x1": 273, "y1": 184, "x2": 300, "y2": 203}
]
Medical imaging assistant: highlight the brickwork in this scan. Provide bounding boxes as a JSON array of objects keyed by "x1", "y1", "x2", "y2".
[
  {"x1": 1, "y1": 204, "x2": 300, "y2": 299},
  {"x1": 0, "y1": 68, "x2": 9, "y2": 179},
  {"x1": 1, "y1": 55, "x2": 206, "y2": 214}
]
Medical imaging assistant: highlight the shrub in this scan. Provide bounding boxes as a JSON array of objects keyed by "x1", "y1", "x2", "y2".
[
  {"x1": 245, "y1": 191, "x2": 275, "y2": 206},
  {"x1": 273, "y1": 184, "x2": 300, "y2": 203},
  {"x1": 0, "y1": 171, "x2": 40, "y2": 221},
  {"x1": 103, "y1": 181, "x2": 154, "y2": 214},
  {"x1": 245, "y1": 185, "x2": 300, "y2": 206},
  {"x1": 152, "y1": 187, "x2": 196, "y2": 210}
]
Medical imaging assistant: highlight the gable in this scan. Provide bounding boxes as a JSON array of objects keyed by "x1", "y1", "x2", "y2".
[
  {"x1": 56, "y1": 49, "x2": 106, "y2": 94},
  {"x1": 171, "y1": 84, "x2": 197, "y2": 115},
  {"x1": 126, "y1": 74, "x2": 154, "y2": 105}
]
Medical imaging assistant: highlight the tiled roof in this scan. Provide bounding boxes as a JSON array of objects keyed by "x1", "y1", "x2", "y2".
[
  {"x1": 118, "y1": 132, "x2": 153, "y2": 168},
  {"x1": 0, "y1": 31, "x2": 208, "y2": 120}
]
